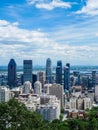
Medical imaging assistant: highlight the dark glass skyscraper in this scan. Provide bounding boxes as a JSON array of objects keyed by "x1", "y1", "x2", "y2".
[
  {"x1": 23, "y1": 60, "x2": 33, "y2": 84},
  {"x1": 46, "y1": 58, "x2": 52, "y2": 83},
  {"x1": 64, "y1": 63, "x2": 70, "y2": 91},
  {"x1": 56, "y1": 60, "x2": 62, "y2": 85},
  {"x1": 92, "y1": 71, "x2": 96, "y2": 88},
  {"x1": 8, "y1": 59, "x2": 17, "y2": 88}
]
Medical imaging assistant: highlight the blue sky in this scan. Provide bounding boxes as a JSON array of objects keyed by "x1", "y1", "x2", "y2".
[{"x1": 0, "y1": 0, "x2": 98, "y2": 66}]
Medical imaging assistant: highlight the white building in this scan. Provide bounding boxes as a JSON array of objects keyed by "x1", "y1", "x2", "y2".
[
  {"x1": 0, "y1": 87, "x2": 11, "y2": 102},
  {"x1": 76, "y1": 97, "x2": 84, "y2": 110},
  {"x1": 39, "y1": 94, "x2": 57, "y2": 105},
  {"x1": 34, "y1": 81, "x2": 42, "y2": 94},
  {"x1": 69, "y1": 96, "x2": 92, "y2": 110},
  {"x1": 43, "y1": 84, "x2": 52, "y2": 94},
  {"x1": 23, "y1": 81, "x2": 32, "y2": 94},
  {"x1": 70, "y1": 96, "x2": 77, "y2": 110},
  {"x1": 84, "y1": 97, "x2": 92, "y2": 110},
  {"x1": 37, "y1": 102, "x2": 60, "y2": 121},
  {"x1": 18, "y1": 94, "x2": 40, "y2": 111}
]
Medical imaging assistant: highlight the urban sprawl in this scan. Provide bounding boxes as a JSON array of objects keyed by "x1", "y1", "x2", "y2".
[{"x1": 0, "y1": 58, "x2": 98, "y2": 121}]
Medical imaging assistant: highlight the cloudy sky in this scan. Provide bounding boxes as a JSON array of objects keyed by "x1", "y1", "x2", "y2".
[{"x1": 0, "y1": 0, "x2": 98, "y2": 66}]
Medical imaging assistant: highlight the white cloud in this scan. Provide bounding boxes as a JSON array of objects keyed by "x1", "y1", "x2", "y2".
[
  {"x1": 96, "y1": 33, "x2": 98, "y2": 36},
  {"x1": 0, "y1": 20, "x2": 10, "y2": 26},
  {"x1": 0, "y1": 20, "x2": 48, "y2": 44},
  {"x1": 27, "y1": 0, "x2": 71, "y2": 10},
  {"x1": 76, "y1": 0, "x2": 98, "y2": 16},
  {"x1": 0, "y1": 19, "x2": 98, "y2": 65}
]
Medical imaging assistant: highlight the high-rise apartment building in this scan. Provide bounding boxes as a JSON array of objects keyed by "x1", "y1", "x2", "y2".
[
  {"x1": 23, "y1": 81, "x2": 32, "y2": 94},
  {"x1": 34, "y1": 81, "x2": 42, "y2": 94},
  {"x1": 49, "y1": 83, "x2": 64, "y2": 108},
  {"x1": 95, "y1": 85, "x2": 98, "y2": 103},
  {"x1": 0, "y1": 86, "x2": 11, "y2": 102},
  {"x1": 8, "y1": 59, "x2": 17, "y2": 88},
  {"x1": 37, "y1": 71, "x2": 45, "y2": 87},
  {"x1": 23, "y1": 60, "x2": 33, "y2": 84},
  {"x1": 37, "y1": 99, "x2": 60, "y2": 122},
  {"x1": 46, "y1": 58, "x2": 52, "y2": 83},
  {"x1": 64, "y1": 63, "x2": 70, "y2": 91},
  {"x1": 56, "y1": 60, "x2": 62, "y2": 85}
]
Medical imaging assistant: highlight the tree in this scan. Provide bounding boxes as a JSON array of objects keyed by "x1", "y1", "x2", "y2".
[{"x1": 0, "y1": 98, "x2": 42, "y2": 130}]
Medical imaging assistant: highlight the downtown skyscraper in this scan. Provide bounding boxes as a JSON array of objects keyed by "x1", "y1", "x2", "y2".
[
  {"x1": 92, "y1": 71, "x2": 96, "y2": 88},
  {"x1": 46, "y1": 58, "x2": 52, "y2": 83},
  {"x1": 64, "y1": 63, "x2": 70, "y2": 91},
  {"x1": 8, "y1": 59, "x2": 17, "y2": 88},
  {"x1": 56, "y1": 60, "x2": 62, "y2": 85},
  {"x1": 23, "y1": 60, "x2": 33, "y2": 84}
]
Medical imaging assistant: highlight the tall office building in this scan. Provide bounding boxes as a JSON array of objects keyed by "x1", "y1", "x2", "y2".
[
  {"x1": 64, "y1": 63, "x2": 70, "y2": 91},
  {"x1": 56, "y1": 60, "x2": 62, "y2": 85},
  {"x1": 8, "y1": 59, "x2": 17, "y2": 88},
  {"x1": 88, "y1": 77, "x2": 92, "y2": 90},
  {"x1": 46, "y1": 58, "x2": 52, "y2": 83},
  {"x1": 92, "y1": 71, "x2": 96, "y2": 88},
  {"x1": 23, "y1": 60, "x2": 33, "y2": 84},
  {"x1": 33, "y1": 74, "x2": 37, "y2": 88}
]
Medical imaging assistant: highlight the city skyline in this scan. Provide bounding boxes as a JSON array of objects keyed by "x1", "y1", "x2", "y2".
[{"x1": 0, "y1": 0, "x2": 98, "y2": 65}]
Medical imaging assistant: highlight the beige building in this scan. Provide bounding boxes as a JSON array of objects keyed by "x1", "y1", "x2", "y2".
[
  {"x1": 39, "y1": 94, "x2": 57, "y2": 105},
  {"x1": 49, "y1": 83, "x2": 64, "y2": 108},
  {"x1": 95, "y1": 86, "x2": 98, "y2": 102},
  {"x1": 76, "y1": 97, "x2": 84, "y2": 110},
  {"x1": 70, "y1": 96, "x2": 77, "y2": 109},
  {"x1": 84, "y1": 97, "x2": 92, "y2": 110},
  {"x1": 37, "y1": 71, "x2": 46, "y2": 87}
]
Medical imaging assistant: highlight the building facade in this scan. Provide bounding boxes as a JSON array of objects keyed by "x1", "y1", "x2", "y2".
[
  {"x1": 92, "y1": 71, "x2": 96, "y2": 88},
  {"x1": 64, "y1": 63, "x2": 70, "y2": 91},
  {"x1": 37, "y1": 71, "x2": 45, "y2": 87},
  {"x1": 46, "y1": 58, "x2": 52, "y2": 83},
  {"x1": 23, "y1": 60, "x2": 33, "y2": 84},
  {"x1": 23, "y1": 81, "x2": 32, "y2": 94},
  {"x1": 8, "y1": 59, "x2": 17, "y2": 88},
  {"x1": 56, "y1": 60, "x2": 62, "y2": 85},
  {"x1": 49, "y1": 83, "x2": 64, "y2": 108},
  {"x1": 0, "y1": 87, "x2": 11, "y2": 102},
  {"x1": 34, "y1": 81, "x2": 42, "y2": 94}
]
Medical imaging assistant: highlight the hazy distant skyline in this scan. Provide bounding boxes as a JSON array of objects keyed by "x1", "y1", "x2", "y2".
[{"x1": 0, "y1": 0, "x2": 98, "y2": 66}]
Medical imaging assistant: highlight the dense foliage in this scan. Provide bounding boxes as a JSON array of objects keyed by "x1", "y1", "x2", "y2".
[{"x1": 0, "y1": 99, "x2": 98, "y2": 130}]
